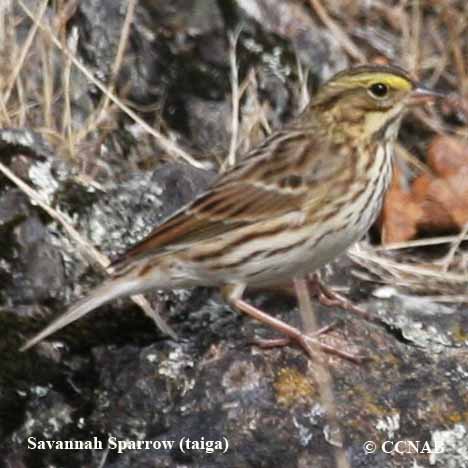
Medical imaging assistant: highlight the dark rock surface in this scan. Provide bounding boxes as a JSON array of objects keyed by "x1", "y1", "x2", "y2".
[
  {"x1": 2, "y1": 274, "x2": 467, "y2": 467},
  {"x1": 0, "y1": 2, "x2": 467, "y2": 468}
]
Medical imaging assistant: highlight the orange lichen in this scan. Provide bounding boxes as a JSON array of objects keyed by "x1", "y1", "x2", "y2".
[{"x1": 273, "y1": 368, "x2": 316, "y2": 407}]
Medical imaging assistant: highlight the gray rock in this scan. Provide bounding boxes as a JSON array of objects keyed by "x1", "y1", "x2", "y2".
[{"x1": 233, "y1": 0, "x2": 348, "y2": 79}]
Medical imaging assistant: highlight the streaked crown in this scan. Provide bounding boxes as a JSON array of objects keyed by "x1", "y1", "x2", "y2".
[
  {"x1": 313, "y1": 65, "x2": 414, "y2": 109},
  {"x1": 311, "y1": 64, "x2": 439, "y2": 139}
]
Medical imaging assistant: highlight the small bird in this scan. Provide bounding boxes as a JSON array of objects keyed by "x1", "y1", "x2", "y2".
[{"x1": 21, "y1": 64, "x2": 442, "y2": 356}]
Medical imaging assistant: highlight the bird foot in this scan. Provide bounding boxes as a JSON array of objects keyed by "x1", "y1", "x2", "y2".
[
  {"x1": 307, "y1": 273, "x2": 378, "y2": 324},
  {"x1": 251, "y1": 320, "x2": 340, "y2": 349},
  {"x1": 232, "y1": 297, "x2": 363, "y2": 363},
  {"x1": 251, "y1": 333, "x2": 364, "y2": 364}
]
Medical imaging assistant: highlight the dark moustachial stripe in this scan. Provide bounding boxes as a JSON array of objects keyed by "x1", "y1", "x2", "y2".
[{"x1": 374, "y1": 113, "x2": 401, "y2": 140}]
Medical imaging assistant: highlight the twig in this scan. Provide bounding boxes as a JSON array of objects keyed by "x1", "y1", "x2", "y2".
[
  {"x1": 294, "y1": 278, "x2": 350, "y2": 468},
  {"x1": 408, "y1": 0, "x2": 421, "y2": 74},
  {"x1": 40, "y1": 34, "x2": 54, "y2": 129},
  {"x1": 17, "y1": 0, "x2": 206, "y2": 170},
  {"x1": 3, "y1": 0, "x2": 49, "y2": 104},
  {"x1": 235, "y1": 69, "x2": 271, "y2": 155},
  {"x1": 0, "y1": 160, "x2": 176, "y2": 340},
  {"x1": 395, "y1": 143, "x2": 431, "y2": 175},
  {"x1": 296, "y1": 53, "x2": 310, "y2": 112},
  {"x1": 62, "y1": 26, "x2": 76, "y2": 159},
  {"x1": 349, "y1": 244, "x2": 468, "y2": 284},
  {"x1": 376, "y1": 233, "x2": 468, "y2": 251},
  {"x1": 73, "y1": 0, "x2": 137, "y2": 145},
  {"x1": 422, "y1": 295, "x2": 468, "y2": 303},
  {"x1": 448, "y1": 14, "x2": 467, "y2": 95},
  {"x1": 440, "y1": 223, "x2": 468, "y2": 272},
  {"x1": 106, "y1": 0, "x2": 136, "y2": 100},
  {"x1": 227, "y1": 29, "x2": 241, "y2": 168},
  {"x1": 308, "y1": 0, "x2": 366, "y2": 63},
  {"x1": 0, "y1": 93, "x2": 11, "y2": 125},
  {"x1": 16, "y1": 75, "x2": 26, "y2": 126},
  {"x1": 97, "y1": 445, "x2": 109, "y2": 468}
]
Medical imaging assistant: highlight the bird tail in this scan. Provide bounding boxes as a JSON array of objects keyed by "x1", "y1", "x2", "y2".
[{"x1": 20, "y1": 278, "x2": 138, "y2": 352}]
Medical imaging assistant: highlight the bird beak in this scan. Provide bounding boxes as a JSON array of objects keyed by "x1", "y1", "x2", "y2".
[{"x1": 409, "y1": 86, "x2": 445, "y2": 106}]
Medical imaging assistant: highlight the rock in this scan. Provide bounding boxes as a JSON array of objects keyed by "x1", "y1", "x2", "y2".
[
  {"x1": 0, "y1": 188, "x2": 64, "y2": 305},
  {"x1": 1, "y1": 2, "x2": 467, "y2": 468},
  {"x1": 0, "y1": 128, "x2": 54, "y2": 161},
  {"x1": 233, "y1": 0, "x2": 348, "y2": 79},
  {"x1": 185, "y1": 97, "x2": 232, "y2": 154},
  {"x1": 80, "y1": 163, "x2": 215, "y2": 257},
  {"x1": 13, "y1": 215, "x2": 65, "y2": 303}
]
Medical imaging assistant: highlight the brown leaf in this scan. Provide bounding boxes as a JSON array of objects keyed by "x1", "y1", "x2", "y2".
[
  {"x1": 413, "y1": 174, "x2": 459, "y2": 232},
  {"x1": 380, "y1": 168, "x2": 423, "y2": 243},
  {"x1": 427, "y1": 135, "x2": 468, "y2": 177},
  {"x1": 412, "y1": 169, "x2": 468, "y2": 232},
  {"x1": 445, "y1": 169, "x2": 468, "y2": 226}
]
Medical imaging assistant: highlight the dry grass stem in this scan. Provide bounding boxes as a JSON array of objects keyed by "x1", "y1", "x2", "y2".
[
  {"x1": 227, "y1": 29, "x2": 241, "y2": 168},
  {"x1": 294, "y1": 278, "x2": 350, "y2": 468},
  {"x1": 296, "y1": 55, "x2": 311, "y2": 112},
  {"x1": 74, "y1": 0, "x2": 137, "y2": 146},
  {"x1": 349, "y1": 243, "x2": 468, "y2": 294},
  {"x1": 440, "y1": 223, "x2": 468, "y2": 273},
  {"x1": 62, "y1": 27, "x2": 76, "y2": 159},
  {"x1": 0, "y1": 160, "x2": 176, "y2": 340},
  {"x1": 40, "y1": 35, "x2": 54, "y2": 129},
  {"x1": 408, "y1": 0, "x2": 421, "y2": 73},
  {"x1": 3, "y1": 0, "x2": 48, "y2": 104},
  {"x1": 308, "y1": 0, "x2": 366, "y2": 63},
  {"x1": 395, "y1": 143, "x2": 431, "y2": 175},
  {"x1": 17, "y1": 0, "x2": 206, "y2": 170},
  {"x1": 376, "y1": 233, "x2": 468, "y2": 251}
]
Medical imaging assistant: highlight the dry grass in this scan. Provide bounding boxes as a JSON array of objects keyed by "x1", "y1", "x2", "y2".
[
  {"x1": 2, "y1": 1, "x2": 205, "y2": 170},
  {"x1": 303, "y1": 0, "x2": 468, "y2": 298},
  {"x1": 1, "y1": 4, "x2": 466, "y2": 468},
  {"x1": 0, "y1": 1, "x2": 181, "y2": 339},
  {"x1": 0, "y1": 0, "x2": 465, "y2": 338}
]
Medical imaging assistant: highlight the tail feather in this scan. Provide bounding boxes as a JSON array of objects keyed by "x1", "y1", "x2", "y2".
[{"x1": 20, "y1": 279, "x2": 137, "y2": 351}]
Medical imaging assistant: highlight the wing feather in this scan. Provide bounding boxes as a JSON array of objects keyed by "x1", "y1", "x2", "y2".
[{"x1": 111, "y1": 128, "x2": 340, "y2": 268}]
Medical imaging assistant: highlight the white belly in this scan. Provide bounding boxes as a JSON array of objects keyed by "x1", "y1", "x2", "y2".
[{"x1": 176, "y1": 144, "x2": 393, "y2": 287}]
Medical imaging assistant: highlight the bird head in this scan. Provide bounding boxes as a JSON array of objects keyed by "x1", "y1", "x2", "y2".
[{"x1": 312, "y1": 65, "x2": 443, "y2": 140}]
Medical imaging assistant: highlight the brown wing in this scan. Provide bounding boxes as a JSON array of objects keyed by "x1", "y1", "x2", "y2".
[{"x1": 111, "y1": 128, "x2": 339, "y2": 268}]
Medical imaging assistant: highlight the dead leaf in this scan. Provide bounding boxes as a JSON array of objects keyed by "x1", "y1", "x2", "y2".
[
  {"x1": 427, "y1": 135, "x2": 468, "y2": 177},
  {"x1": 380, "y1": 166, "x2": 422, "y2": 243}
]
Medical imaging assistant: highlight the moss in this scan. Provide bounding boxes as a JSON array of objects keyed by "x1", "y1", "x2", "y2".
[
  {"x1": 451, "y1": 324, "x2": 468, "y2": 344},
  {"x1": 273, "y1": 367, "x2": 316, "y2": 407}
]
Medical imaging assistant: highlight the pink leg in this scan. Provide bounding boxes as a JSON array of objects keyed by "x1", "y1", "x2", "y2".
[
  {"x1": 252, "y1": 321, "x2": 339, "y2": 349},
  {"x1": 308, "y1": 273, "x2": 380, "y2": 324},
  {"x1": 232, "y1": 297, "x2": 363, "y2": 363}
]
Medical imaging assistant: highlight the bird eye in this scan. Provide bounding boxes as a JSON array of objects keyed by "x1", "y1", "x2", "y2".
[{"x1": 368, "y1": 82, "x2": 389, "y2": 99}]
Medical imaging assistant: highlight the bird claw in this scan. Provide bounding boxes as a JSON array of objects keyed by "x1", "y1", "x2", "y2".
[
  {"x1": 299, "y1": 334, "x2": 365, "y2": 364},
  {"x1": 250, "y1": 319, "x2": 341, "y2": 349},
  {"x1": 250, "y1": 336, "x2": 291, "y2": 349},
  {"x1": 308, "y1": 273, "x2": 376, "y2": 323},
  {"x1": 250, "y1": 320, "x2": 363, "y2": 364}
]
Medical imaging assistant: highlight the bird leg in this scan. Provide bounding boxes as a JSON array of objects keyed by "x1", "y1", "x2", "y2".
[
  {"x1": 307, "y1": 273, "x2": 381, "y2": 325},
  {"x1": 251, "y1": 321, "x2": 339, "y2": 349},
  {"x1": 223, "y1": 284, "x2": 362, "y2": 363}
]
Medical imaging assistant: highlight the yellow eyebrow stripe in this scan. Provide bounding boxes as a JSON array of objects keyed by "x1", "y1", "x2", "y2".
[{"x1": 346, "y1": 73, "x2": 412, "y2": 91}]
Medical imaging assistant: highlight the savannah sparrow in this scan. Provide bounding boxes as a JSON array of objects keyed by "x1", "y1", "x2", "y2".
[{"x1": 21, "y1": 64, "x2": 441, "y2": 357}]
